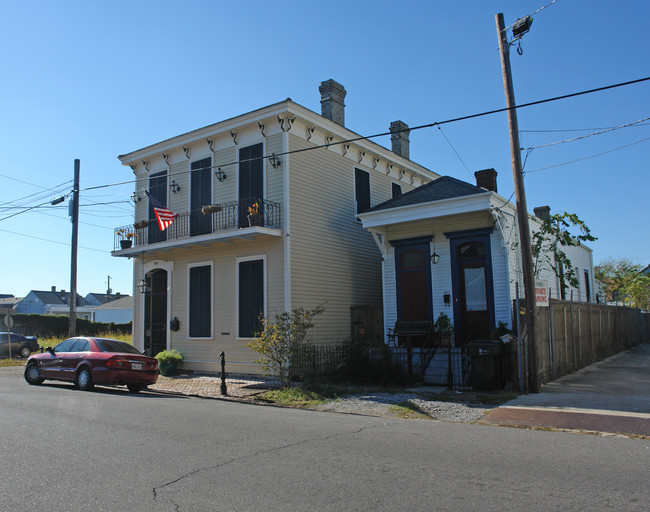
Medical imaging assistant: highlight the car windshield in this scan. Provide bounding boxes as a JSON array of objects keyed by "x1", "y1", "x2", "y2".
[{"x1": 96, "y1": 339, "x2": 142, "y2": 355}]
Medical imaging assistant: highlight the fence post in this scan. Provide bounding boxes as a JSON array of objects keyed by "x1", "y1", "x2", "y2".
[{"x1": 220, "y1": 351, "x2": 228, "y2": 396}]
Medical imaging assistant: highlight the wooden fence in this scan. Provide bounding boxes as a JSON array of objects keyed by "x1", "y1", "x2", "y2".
[{"x1": 519, "y1": 301, "x2": 650, "y2": 387}]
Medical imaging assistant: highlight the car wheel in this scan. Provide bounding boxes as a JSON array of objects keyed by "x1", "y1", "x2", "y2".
[
  {"x1": 19, "y1": 346, "x2": 31, "y2": 358},
  {"x1": 127, "y1": 384, "x2": 145, "y2": 393},
  {"x1": 76, "y1": 367, "x2": 94, "y2": 391},
  {"x1": 24, "y1": 363, "x2": 44, "y2": 385}
]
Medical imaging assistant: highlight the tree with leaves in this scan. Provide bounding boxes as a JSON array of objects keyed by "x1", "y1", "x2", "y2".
[
  {"x1": 531, "y1": 211, "x2": 596, "y2": 300},
  {"x1": 247, "y1": 305, "x2": 325, "y2": 387},
  {"x1": 595, "y1": 258, "x2": 650, "y2": 309}
]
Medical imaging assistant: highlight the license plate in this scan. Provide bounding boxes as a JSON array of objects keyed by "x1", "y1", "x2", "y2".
[{"x1": 131, "y1": 362, "x2": 143, "y2": 370}]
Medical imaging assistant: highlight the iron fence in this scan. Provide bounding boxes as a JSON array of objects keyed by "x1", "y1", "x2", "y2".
[{"x1": 114, "y1": 197, "x2": 282, "y2": 250}]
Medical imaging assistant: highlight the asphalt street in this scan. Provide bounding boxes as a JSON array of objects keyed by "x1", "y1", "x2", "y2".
[{"x1": 1, "y1": 366, "x2": 648, "y2": 512}]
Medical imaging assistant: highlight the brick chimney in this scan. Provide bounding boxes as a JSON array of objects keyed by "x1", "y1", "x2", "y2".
[
  {"x1": 534, "y1": 205, "x2": 551, "y2": 220},
  {"x1": 474, "y1": 168, "x2": 498, "y2": 192},
  {"x1": 116, "y1": 292, "x2": 121, "y2": 300},
  {"x1": 319, "y1": 79, "x2": 347, "y2": 126},
  {"x1": 51, "y1": 286, "x2": 56, "y2": 292},
  {"x1": 390, "y1": 121, "x2": 410, "y2": 159}
]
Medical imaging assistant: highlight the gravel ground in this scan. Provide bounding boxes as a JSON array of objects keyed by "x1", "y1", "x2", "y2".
[{"x1": 315, "y1": 392, "x2": 497, "y2": 422}]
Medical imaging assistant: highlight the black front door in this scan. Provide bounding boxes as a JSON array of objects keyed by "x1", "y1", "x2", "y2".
[
  {"x1": 144, "y1": 269, "x2": 167, "y2": 356},
  {"x1": 148, "y1": 172, "x2": 168, "y2": 244},
  {"x1": 238, "y1": 143, "x2": 263, "y2": 227},
  {"x1": 191, "y1": 157, "x2": 212, "y2": 236},
  {"x1": 448, "y1": 230, "x2": 495, "y2": 344}
]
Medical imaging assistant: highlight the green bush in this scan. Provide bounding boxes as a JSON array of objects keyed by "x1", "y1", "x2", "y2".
[{"x1": 154, "y1": 349, "x2": 184, "y2": 363}]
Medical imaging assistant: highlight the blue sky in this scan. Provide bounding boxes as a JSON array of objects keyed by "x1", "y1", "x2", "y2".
[{"x1": 2, "y1": 0, "x2": 648, "y2": 298}]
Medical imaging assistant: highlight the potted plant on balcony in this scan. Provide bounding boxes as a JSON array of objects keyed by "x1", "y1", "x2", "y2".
[
  {"x1": 247, "y1": 201, "x2": 263, "y2": 227},
  {"x1": 201, "y1": 204, "x2": 222, "y2": 215},
  {"x1": 155, "y1": 349, "x2": 184, "y2": 376}
]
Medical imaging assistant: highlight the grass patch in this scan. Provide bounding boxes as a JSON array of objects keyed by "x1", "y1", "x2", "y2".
[
  {"x1": 388, "y1": 400, "x2": 432, "y2": 420},
  {"x1": 255, "y1": 385, "x2": 341, "y2": 407},
  {"x1": 38, "y1": 331, "x2": 132, "y2": 349},
  {"x1": 0, "y1": 358, "x2": 25, "y2": 367}
]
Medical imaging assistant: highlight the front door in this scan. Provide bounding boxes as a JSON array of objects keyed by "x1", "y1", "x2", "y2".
[
  {"x1": 448, "y1": 230, "x2": 495, "y2": 344},
  {"x1": 238, "y1": 143, "x2": 264, "y2": 227},
  {"x1": 144, "y1": 269, "x2": 167, "y2": 356},
  {"x1": 393, "y1": 238, "x2": 433, "y2": 346}
]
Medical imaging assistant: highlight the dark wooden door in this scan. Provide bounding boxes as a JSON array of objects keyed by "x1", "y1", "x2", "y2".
[
  {"x1": 144, "y1": 269, "x2": 167, "y2": 356},
  {"x1": 191, "y1": 157, "x2": 212, "y2": 236},
  {"x1": 238, "y1": 143, "x2": 263, "y2": 227},
  {"x1": 455, "y1": 241, "x2": 491, "y2": 343}
]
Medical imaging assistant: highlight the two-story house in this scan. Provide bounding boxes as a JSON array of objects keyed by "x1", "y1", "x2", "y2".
[{"x1": 113, "y1": 79, "x2": 439, "y2": 373}]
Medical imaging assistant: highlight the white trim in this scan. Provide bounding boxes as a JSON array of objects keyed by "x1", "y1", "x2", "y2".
[
  {"x1": 235, "y1": 255, "x2": 267, "y2": 341},
  {"x1": 187, "y1": 260, "x2": 213, "y2": 340},
  {"x1": 358, "y1": 193, "x2": 494, "y2": 229}
]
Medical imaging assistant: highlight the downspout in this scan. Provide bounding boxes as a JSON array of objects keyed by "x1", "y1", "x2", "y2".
[{"x1": 283, "y1": 129, "x2": 291, "y2": 312}]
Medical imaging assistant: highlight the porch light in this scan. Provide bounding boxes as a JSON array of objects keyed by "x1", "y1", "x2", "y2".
[
  {"x1": 169, "y1": 180, "x2": 181, "y2": 194},
  {"x1": 131, "y1": 192, "x2": 141, "y2": 203},
  {"x1": 137, "y1": 278, "x2": 150, "y2": 294},
  {"x1": 215, "y1": 167, "x2": 227, "y2": 183},
  {"x1": 268, "y1": 153, "x2": 281, "y2": 169},
  {"x1": 431, "y1": 252, "x2": 440, "y2": 264}
]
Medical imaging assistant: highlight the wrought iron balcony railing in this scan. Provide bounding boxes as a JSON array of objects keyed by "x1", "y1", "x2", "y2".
[{"x1": 114, "y1": 197, "x2": 281, "y2": 251}]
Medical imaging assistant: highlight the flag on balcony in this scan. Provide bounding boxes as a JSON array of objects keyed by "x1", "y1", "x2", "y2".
[{"x1": 145, "y1": 190, "x2": 178, "y2": 231}]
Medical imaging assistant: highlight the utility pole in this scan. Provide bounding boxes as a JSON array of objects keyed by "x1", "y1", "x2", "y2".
[
  {"x1": 496, "y1": 13, "x2": 539, "y2": 393},
  {"x1": 69, "y1": 159, "x2": 80, "y2": 337}
]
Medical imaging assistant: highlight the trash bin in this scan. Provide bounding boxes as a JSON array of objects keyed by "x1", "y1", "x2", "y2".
[{"x1": 469, "y1": 339, "x2": 504, "y2": 391}]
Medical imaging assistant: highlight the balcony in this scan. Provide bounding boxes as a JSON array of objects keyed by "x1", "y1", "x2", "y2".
[{"x1": 113, "y1": 197, "x2": 282, "y2": 253}]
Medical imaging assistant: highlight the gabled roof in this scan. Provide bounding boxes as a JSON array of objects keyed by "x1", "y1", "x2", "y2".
[
  {"x1": 86, "y1": 293, "x2": 130, "y2": 305},
  {"x1": 28, "y1": 290, "x2": 85, "y2": 306},
  {"x1": 94, "y1": 296, "x2": 133, "y2": 310},
  {"x1": 364, "y1": 176, "x2": 487, "y2": 213}
]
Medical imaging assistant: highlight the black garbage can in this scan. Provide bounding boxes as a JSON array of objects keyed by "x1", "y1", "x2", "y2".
[{"x1": 469, "y1": 340, "x2": 504, "y2": 391}]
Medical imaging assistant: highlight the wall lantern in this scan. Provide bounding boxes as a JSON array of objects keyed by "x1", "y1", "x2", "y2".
[
  {"x1": 137, "y1": 278, "x2": 150, "y2": 294},
  {"x1": 268, "y1": 153, "x2": 281, "y2": 169},
  {"x1": 431, "y1": 252, "x2": 440, "y2": 264},
  {"x1": 169, "y1": 180, "x2": 181, "y2": 194},
  {"x1": 215, "y1": 167, "x2": 227, "y2": 183},
  {"x1": 131, "y1": 192, "x2": 142, "y2": 203},
  {"x1": 170, "y1": 317, "x2": 180, "y2": 331}
]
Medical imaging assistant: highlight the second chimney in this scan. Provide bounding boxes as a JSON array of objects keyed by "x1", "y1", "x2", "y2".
[
  {"x1": 534, "y1": 206, "x2": 551, "y2": 220},
  {"x1": 475, "y1": 168, "x2": 498, "y2": 192},
  {"x1": 319, "y1": 79, "x2": 347, "y2": 127},
  {"x1": 390, "y1": 121, "x2": 410, "y2": 159}
]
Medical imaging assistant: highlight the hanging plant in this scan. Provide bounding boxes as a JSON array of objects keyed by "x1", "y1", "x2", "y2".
[
  {"x1": 201, "y1": 204, "x2": 222, "y2": 215},
  {"x1": 134, "y1": 220, "x2": 149, "y2": 230}
]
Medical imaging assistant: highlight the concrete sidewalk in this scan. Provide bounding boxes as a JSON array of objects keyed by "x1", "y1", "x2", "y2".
[{"x1": 480, "y1": 342, "x2": 650, "y2": 436}]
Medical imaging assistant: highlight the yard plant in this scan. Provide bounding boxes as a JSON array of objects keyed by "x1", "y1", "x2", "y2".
[{"x1": 247, "y1": 305, "x2": 325, "y2": 387}]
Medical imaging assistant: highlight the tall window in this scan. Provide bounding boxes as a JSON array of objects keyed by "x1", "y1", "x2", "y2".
[
  {"x1": 148, "y1": 171, "x2": 167, "y2": 243},
  {"x1": 355, "y1": 168, "x2": 370, "y2": 214},
  {"x1": 584, "y1": 270, "x2": 591, "y2": 302},
  {"x1": 392, "y1": 182, "x2": 402, "y2": 198},
  {"x1": 191, "y1": 157, "x2": 212, "y2": 236},
  {"x1": 238, "y1": 259, "x2": 264, "y2": 338},
  {"x1": 189, "y1": 265, "x2": 211, "y2": 338},
  {"x1": 239, "y1": 143, "x2": 264, "y2": 227}
]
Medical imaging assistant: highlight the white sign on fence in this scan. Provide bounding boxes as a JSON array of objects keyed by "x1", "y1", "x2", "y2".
[{"x1": 535, "y1": 280, "x2": 549, "y2": 307}]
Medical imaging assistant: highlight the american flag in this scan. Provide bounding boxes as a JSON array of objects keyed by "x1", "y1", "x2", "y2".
[{"x1": 145, "y1": 190, "x2": 178, "y2": 231}]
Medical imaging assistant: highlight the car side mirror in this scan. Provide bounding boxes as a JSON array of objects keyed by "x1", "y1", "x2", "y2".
[{"x1": 46, "y1": 347, "x2": 55, "y2": 355}]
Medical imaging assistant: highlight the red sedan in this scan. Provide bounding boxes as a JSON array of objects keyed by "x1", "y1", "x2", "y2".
[{"x1": 24, "y1": 337, "x2": 158, "y2": 393}]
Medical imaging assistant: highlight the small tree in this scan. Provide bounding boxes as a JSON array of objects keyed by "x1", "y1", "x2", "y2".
[
  {"x1": 532, "y1": 211, "x2": 596, "y2": 299},
  {"x1": 595, "y1": 258, "x2": 650, "y2": 308},
  {"x1": 247, "y1": 305, "x2": 325, "y2": 387}
]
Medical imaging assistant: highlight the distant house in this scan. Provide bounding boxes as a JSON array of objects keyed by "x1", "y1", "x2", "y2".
[
  {"x1": 0, "y1": 295, "x2": 21, "y2": 309},
  {"x1": 84, "y1": 292, "x2": 129, "y2": 307},
  {"x1": 92, "y1": 296, "x2": 133, "y2": 324}
]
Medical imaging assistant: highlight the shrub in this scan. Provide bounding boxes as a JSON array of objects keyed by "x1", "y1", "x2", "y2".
[
  {"x1": 154, "y1": 349, "x2": 184, "y2": 364},
  {"x1": 247, "y1": 305, "x2": 325, "y2": 387}
]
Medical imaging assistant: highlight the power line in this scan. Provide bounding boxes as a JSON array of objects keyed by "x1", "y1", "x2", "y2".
[
  {"x1": 435, "y1": 125, "x2": 474, "y2": 180},
  {"x1": 78, "y1": 76, "x2": 650, "y2": 195},
  {"x1": 521, "y1": 123, "x2": 650, "y2": 133},
  {"x1": 502, "y1": 0, "x2": 559, "y2": 32},
  {"x1": 0, "y1": 227, "x2": 108, "y2": 253},
  {"x1": 525, "y1": 136, "x2": 650, "y2": 174}
]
